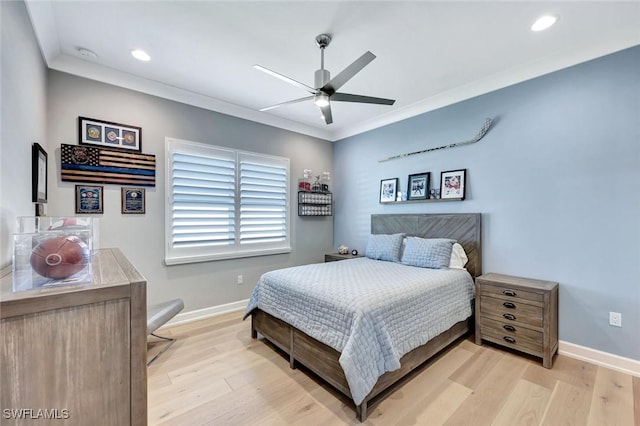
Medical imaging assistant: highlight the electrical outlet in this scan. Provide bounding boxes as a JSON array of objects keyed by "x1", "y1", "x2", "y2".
[
  {"x1": 237, "y1": 275, "x2": 243, "y2": 285},
  {"x1": 609, "y1": 312, "x2": 622, "y2": 327}
]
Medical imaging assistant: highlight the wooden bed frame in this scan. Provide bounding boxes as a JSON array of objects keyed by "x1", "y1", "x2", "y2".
[{"x1": 249, "y1": 213, "x2": 482, "y2": 421}]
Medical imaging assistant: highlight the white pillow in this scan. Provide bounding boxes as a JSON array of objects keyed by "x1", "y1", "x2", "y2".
[{"x1": 449, "y1": 243, "x2": 468, "y2": 269}]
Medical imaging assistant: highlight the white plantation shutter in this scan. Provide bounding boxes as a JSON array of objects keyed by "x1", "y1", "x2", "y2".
[
  {"x1": 165, "y1": 138, "x2": 290, "y2": 265},
  {"x1": 171, "y1": 152, "x2": 235, "y2": 248},
  {"x1": 240, "y1": 154, "x2": 288, "y2": 245}
]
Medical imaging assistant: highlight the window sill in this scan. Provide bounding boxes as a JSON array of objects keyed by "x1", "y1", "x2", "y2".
[{"x1": 165, "y1": 247, "x2": 292, "y2": 266}]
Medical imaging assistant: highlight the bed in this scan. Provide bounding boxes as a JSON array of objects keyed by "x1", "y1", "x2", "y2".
[{"x1": 244, "y1": 213, "x2": 481, "y2": 421}]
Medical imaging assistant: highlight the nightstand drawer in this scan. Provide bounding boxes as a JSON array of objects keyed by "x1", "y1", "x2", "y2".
[
  {"x1": 479, "y1": 317, "x2": 543, "y2": 355},
  {"x1": 477, "y1": 282, "x2": 544, "y2": 305},
  {"x1": 480, "y1": 296, "x2": 543, "y2": 328}
]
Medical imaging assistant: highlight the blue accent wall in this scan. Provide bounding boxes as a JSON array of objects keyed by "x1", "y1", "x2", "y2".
[{"x1": 333, "y1": 46, "x2": 640, "y2": 360}]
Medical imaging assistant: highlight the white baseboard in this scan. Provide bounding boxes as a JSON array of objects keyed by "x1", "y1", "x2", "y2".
[
  {"x1": 165, "y1": 304, "x2": 640, "y2": 378},
  {"x1": 166, "y1": 299, "x2": 248, "y2": 327},
  {"x1": 559, "y1": 340, "x2": 640, "y2": 377}
]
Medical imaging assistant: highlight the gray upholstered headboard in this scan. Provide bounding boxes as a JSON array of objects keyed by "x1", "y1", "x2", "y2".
[{"x1": 371, "y1": 213, "x2": 482, "y2": 278}]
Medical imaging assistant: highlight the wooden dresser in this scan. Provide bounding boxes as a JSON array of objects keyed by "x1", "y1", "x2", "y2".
[
  {"x1": 0, "y1": 248, "x2": 147, "y2": 425},
  {"x1": 475, "y1": 273, "x2": 558, "y2": 368}
]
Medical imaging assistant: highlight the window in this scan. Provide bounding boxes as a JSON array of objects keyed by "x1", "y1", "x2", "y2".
[{"x1": 165, "y1": 138, "x2": 290, "y2": 265}]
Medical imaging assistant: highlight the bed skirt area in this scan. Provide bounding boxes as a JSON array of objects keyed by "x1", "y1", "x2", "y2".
[{"x1": 250, "y1": 308, "x2": 472, "y2": 422}]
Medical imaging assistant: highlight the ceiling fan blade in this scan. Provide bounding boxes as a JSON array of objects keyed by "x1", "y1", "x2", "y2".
[
  {"x1": 253, "y1": 65, "x2": 317, "y2": 94},
  {"x1": 320, "y1": 104, "x2": 333, "y2": 125},
  {"x1": 321, "y1": 51, "x2": 376, "y2": 95},
  {"x1": 332, "y1": 92, "x2": 395, "y2": 105},
  {"x1": 259, "y1": 96, "x2": 314, "y2": 112}
]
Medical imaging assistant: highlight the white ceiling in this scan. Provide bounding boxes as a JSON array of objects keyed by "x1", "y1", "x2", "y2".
[{"x1": 25, "y1": 1, "x2": 640, "y2": 141}]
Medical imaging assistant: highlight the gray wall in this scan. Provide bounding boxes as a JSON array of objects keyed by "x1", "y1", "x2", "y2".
[
  {"x1": 334, "y1": 46, "x2": 640, "y2": 360},
  {"x1": 0, "y1": 0, "x2": 49, "y2": 267},
  {"x1": 46, "y1": 71, "x2": 333, "y2": 309}
]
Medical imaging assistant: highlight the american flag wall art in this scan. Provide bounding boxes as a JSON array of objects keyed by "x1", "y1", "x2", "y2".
[{"x1": 61, "y1": 144, "x2": 156, "y2": 187}]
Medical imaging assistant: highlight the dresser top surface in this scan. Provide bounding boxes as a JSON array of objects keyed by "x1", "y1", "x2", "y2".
[
  {"x1": 477, "y1": 272, "x2": 558, "y2": 291},
  {"x1": 1, "y1": 248, "x2": 145, "y2": 305}
]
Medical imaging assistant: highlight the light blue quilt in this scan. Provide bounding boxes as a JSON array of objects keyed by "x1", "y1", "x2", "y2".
[{"x1": 244, "y1": 257, "x2": 474, "y2": 405}]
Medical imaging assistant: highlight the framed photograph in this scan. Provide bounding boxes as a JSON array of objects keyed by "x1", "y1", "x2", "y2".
[
  {"x1": 32, "y1": 143, "x2": 48, "y2": 203},
  {"x1": 379, "y1": 178, "x2": 399, "y2": 203},
  {"x1": 75, "y1": 185, "x2": 104, "y2": 214},
  {"x1": 407, "y1": 172, "x2": 430, "y2": 200},
  {"x1": 121, "y1": 187, "x2": 146, "y2": 214},
  {"x1": 79, "y1": 116, "x2": 142, "y2": 152},
  {"x1": 440, "y1": 169, "x2": 466, "y2": 200}
]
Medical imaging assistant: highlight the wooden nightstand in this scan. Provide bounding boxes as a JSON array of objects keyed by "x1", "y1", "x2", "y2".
[
  {"x1": 324, "y1": 253, "x2": 363, "y2": 262},
  {"x1": 475, "y1": 273, "x2": 559, "y2": 368}
]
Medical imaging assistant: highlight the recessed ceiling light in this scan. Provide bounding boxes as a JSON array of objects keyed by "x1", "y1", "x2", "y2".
[
  {"x1": 131, "y1": 49, "x2": 151, "y2": 61},
  {"x1": 531, "y1": 15, "x2": 557, "y2": 32}
]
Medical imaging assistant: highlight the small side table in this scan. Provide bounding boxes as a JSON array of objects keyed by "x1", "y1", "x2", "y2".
[
  {"x1": 324, "y1": 253, "x2": 364, "y2": 262},
  {"x1": 475, "y1": 273, "x2": 559, "y2": 368}
]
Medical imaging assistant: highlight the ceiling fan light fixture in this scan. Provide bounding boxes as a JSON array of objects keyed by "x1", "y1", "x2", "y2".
[
  {"x1": 531, "y1": 15, "x2": 557, "y2": 32},
  {"x1": 314, "y1": 93, "x2": 330, "y2": 107}
]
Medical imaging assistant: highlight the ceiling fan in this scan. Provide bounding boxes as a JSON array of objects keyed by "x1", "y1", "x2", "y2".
[{"x1": 254, "y1": 34, "x2": 395, "y2": 125}]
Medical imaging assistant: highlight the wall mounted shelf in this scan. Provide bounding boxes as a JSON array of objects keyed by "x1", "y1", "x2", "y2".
[
  {"x1": 298, "y1": 191, "x2": 332, "y2": 216},
  {"x1": 381, "y1": 197, "x2": 463, "y2": 205}
]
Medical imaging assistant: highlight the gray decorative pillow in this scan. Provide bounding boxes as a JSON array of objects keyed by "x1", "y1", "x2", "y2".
[
  {"x1": 365, "y1": 233, "x2": 405, "y2": 262},
  {"x1": 401, "y1": 237, "x2": 456, "y2": 269}
]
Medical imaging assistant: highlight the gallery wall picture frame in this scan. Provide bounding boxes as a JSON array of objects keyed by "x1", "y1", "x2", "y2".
[
  {"x1": 32, "y1": 143, "x2": 48, "y2": 203},
  {"x1": 75, "y1": 185, "x2": 104, "y2": 214},
  {"x1": 440, "y1": 169, "x2": 466, "y2": 200},
  {"x1": 121, "y1": 187, "x2": 146, "y2": 214},
  {"x1": 407, "y1": 172, "x2": 430, "y2": 200},
  {"x1": 79, "y1": 116, "x2": 142, "y2": 152},
  {"x1": 379, "y1": 178, "x2": 399, "y2": 203}
]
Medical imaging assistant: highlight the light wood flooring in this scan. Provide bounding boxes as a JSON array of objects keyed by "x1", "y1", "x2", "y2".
[{"x1": 147, "y1": 311, "x2": 639, "y2": 425}]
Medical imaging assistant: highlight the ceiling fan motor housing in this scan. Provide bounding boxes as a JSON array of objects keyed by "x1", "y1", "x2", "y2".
[{"x1": 315, "y1": 69, "x2": 330, "y2": 89}]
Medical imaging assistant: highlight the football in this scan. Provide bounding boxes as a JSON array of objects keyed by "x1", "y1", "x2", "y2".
[{"x1": 30, "y1": 236, "x2": 89, "y2": 279}]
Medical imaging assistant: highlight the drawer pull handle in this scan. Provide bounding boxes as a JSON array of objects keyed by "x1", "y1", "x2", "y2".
[
  {"x1": 503, "y1": 290, "x2": 517, "y2": 297},
  {"x1": 503, "y1": 325, "x2": 516, "y2": 332},
  {"x1": 503, "y1": 302, "x2": 516, "y2": 309},
  {"x1": 503, "y1": 336, "x2": 516, "y2": 344},
  {"x1": 503, "y1": 313, "x2": 516, "y2": 321}
]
